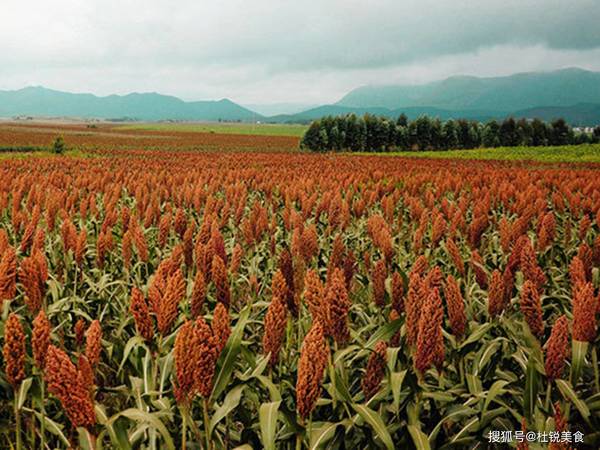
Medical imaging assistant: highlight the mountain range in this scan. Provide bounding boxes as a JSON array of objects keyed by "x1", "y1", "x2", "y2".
[{"x1": 1, "y1": 68, "x2": 600, "y2": 126}]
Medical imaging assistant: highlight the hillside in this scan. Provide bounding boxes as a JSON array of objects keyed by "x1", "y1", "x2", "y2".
[
  {"x1": 0, "y1": 86, "x2": 262, "y2": 121},
  {"x1": 337, "y1": 68, "x2": 600, "y2": 112}
]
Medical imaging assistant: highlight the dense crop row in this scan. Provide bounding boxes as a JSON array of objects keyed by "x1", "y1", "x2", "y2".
[{"x1": 1, "y1": 150, "x2": 600, "y2": 449}]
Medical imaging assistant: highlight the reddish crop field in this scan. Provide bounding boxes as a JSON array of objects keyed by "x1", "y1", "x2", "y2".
[
  {"x1": 0, "y1": 127, "x2": 600, "y2": 449},
  {"x1": 0, "y1": 122, "x2": 301, "y2": 153}
]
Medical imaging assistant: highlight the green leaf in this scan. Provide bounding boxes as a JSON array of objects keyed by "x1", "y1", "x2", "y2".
[
  {"x1": 483, "y1": 380, "x2": 509, "y2": 414},
  {"x1": 460, "y1": 323, "x2": 492, "y2": 348},
  {"x1": 27, "y1": 409, "x2": 71, "y2": 447},
  {"x1": 524, "y1": 357, "x2": 539, "y2": 421},
  {"x1": 351, "y1": 403, "x2": 394, "y2": 450},
  {"x1": 256, "y1": 375, "x2": 283, "y2": 402},
  {"x1": 310, "y1": 422, "x2": 339, "y2": 450},
  {"x1": 118, "y1": 335, "x2": 146, "y2": 375},
  {"x1": 17, "y1": 377, "x2": 33, "y2": 410},
  {"x1": 259, "y1": 401, "x2": 281, "y2": 450},
  {"x1": 450, "y1": 417, "x2": 479, "y2": 443},
  {"x1": 108, "y1": 408, "x2": 175, "y2": 450},
  {"x1": 556, "y1": 379, "x2": 590, "y2": 420},
  {"x1": 77, "y1": 428, "x2": 96, "y2": 450},
  {"x1": 333, "y1": 369, "x2": 352, "y2": 403},
  {"x1": 211, "y1": 304, "x2": 251, "y2": 401},
  {"x1": 210, "y1": 384, "x2": 245, "y2": 434},
  {"x1": 571, "y1": 340, "x2": 589, "y2": 384},
  {"x1": 408, "y1": 425, "x2": 431, "y2": 450},
  {"x1": 390, "y1": 370, "x2": 407, "y2": 410}
]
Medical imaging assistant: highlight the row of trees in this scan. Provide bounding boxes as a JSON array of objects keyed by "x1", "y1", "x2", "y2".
[{"x1": 300, "y1": 113, "x2": 600, "y2": 152}]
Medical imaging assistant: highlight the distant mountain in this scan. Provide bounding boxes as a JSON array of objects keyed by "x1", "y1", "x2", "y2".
[
  {"x1": 243, "y1": 102, "x2": 318, "y2": 116},
  {"x1": 268, "y1": 104, "x2": 500, "y2": 123},
  {"x1": 0, "y1": 86, "x2": 262, "y2": 121},
  {"x1": 337, "y1": 68, "x2": 600, "y2": 112},
  {"x1": 512, "y1": 103, "x2": 600, "y2": 127}
]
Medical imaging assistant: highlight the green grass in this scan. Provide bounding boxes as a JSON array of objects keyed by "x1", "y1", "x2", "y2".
[
  {"x1": 351, "y1": 143, "x2": 600, "y2": 163},
  {"x1": 117, "y1": 122, "x2": 307, "y2": 137}
]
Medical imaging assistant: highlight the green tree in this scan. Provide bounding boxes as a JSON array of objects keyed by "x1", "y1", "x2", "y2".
[{"x1": 52, "y1": 136, "x2": 66, "y2": 154}]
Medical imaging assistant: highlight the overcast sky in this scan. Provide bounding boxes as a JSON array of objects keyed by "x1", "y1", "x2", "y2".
[{"x1": 2, "y1": 0, "x2": 600, "y2": 105}]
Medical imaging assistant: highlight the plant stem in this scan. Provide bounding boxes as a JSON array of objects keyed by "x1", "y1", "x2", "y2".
[
  {"x1": 15, "y1": 393, "x2": 22, "y2": 450},
  {"x1": 203, "y1": 398, "x2": 212, "y2": 450},
  {"x1": 40, "y1": 379, "x2": 45, "y2": 450},
  {"x1": 181, "y1": 408, "x2": 187, "y2": 450},
  {"x1": 592, "y1": 347, "x2": 599, "y2": 393}
]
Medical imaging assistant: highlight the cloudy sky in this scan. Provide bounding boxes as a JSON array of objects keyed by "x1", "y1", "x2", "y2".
[{"x1": 2, "y1": 0, "x2": 600, "y2": 106}]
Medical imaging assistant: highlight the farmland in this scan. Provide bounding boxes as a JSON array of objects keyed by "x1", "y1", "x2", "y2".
[
  {"x1": 117, "y1": 123, "x2": 308, "y2": 137},
  {"x1": 1, "y1": 122, "x2": 600, "y2": 449}
]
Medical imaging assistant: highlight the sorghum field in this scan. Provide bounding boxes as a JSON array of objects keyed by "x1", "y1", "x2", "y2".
[{"x1": 1, "y1": 123, "x2": 600, "y2": 449}]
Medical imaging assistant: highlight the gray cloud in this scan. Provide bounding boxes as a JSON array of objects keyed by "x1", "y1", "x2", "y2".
[{"x1": 2, "y1": 0, "x2": 600, "y2": 103}]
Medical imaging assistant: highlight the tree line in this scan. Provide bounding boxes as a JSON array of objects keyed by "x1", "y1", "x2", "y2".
[{"x1": 300, "y1": 113, "x2": 600, "y2": 152}]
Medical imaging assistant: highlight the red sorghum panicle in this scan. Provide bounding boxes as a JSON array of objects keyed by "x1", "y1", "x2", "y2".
[
  {"x1": 576, "y1": 243, "x2": 593, "y2": 282},
  {"x1": 158, "y1": 212, "x2": 171, "y2": 249},
  {"x1": 174, "y1": 320, "x2": 196, "y2": 405},
  {"x1": 569, "y1": 256, "x2": 586, "y2": 286},
  {"x1": 446, "y1": 238, "x2": 465, "y2": 276},
  {"x1": 303, "y1": 269, "x2": 328, "y2": 329},
  {"x1": 520, "y1": 281, "x2": 544, "y2": 338},
  {"x1": 74, "y1": 318, "x2": 86, "y2": 348},
  {"x1": 326, "y1": 268, "x2": 351, "y2": 345},
  {"x1": 361, "y1": 340, "x2": 388, "y2": 400},
  {"x1": 391, "y1": 271, "x2": 404, "y2": 313},
  {"x1": 211, "y1": 255, "x2": 230, "y2": 309},
  {"x1": 263, "y1": 271, "x2": 289, "y2": 366},
  {"x1": 230, "y1": 243, "x2": 243, "y2": 274},
  {"x1": 85, "y1": 320, "x2": 102, "y2": 368},
  {"x1": 75, "y1": 229, "x2": 87, "y2": 267},
  {"x1": 212, "y1": 302, "x2": 231, "y2": 355},
  {"x1": 129, "y1": 287, "x2": 154, "y2": 341},
  {"x1": 406, "y1": 272, "x2": 426, "y2": 346},
  {"x1": 278, "y1": 248, "x2": 297, "y2": 316},
  {"x1": 158, "y1": 269, "x2": 185, "y2": 335},
  {"x1": 470, "y1": 250, "x2": 488, "y2": 289},
  {"x1": 520, "y1": 238, "x2": 546, "y2": 290},
  {"x1": 193, "y1": 317, "x2": 218, "y2": 398},
  {"x1": 415, "y1": 288, "x2": 444, "y2": 374},
  {"x1": 191, "y1": 270, "x2": 206, "y2": 318},
  {"x1": 537, "y1": 212, "x2": 556, "y2": 250},
  {"x1": 371, "y1": 259, "x2": 387, "y2": 308},
  {"x1": 544, "y1": 315, "x2": 570, "y2": 381},
  {"x1": 444, "y1": 275, "x2": 466, "y2": 339},
  {"x1": 572, "y1": 281, "x2": 597, "y2": 342},
  {"x1": 19, "y1": 252, "x2": 46, "y2": 314},
  {"x1": 32, "y1": 310, "x2": 51, "y2": 369},
  {"x1": 44, "y1": 345, "x2": 96, "y2": 430},
  {"x1": 3, "y1": 313, "x2": 26, "y2": 387},
  {"x1": 296, "y1": 322, "x2": 329, "y2": 420},
  {"x1": 0, "y1": 246, "x2": 17, "y2": 305},
  {"x1": 410, "y1": 255, "x2": 429, "y2": 277},
  {"x1": 549, "y1": 402, "x2": 570, "y2": 450},
  {"x1": 77, "y1": 354, "x2": 95, "y2": 394},
  {"x1": 488, "y1": 269, "x2": 506, "y2": 318}
]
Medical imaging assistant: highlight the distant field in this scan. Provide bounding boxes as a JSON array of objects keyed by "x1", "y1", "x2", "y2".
[
  {"x1": 355, "y1": 143, "x2": 600, "y2": 163},
  {"x1": 118, "y1": 122, "x2": 308, "y2": 137}
]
